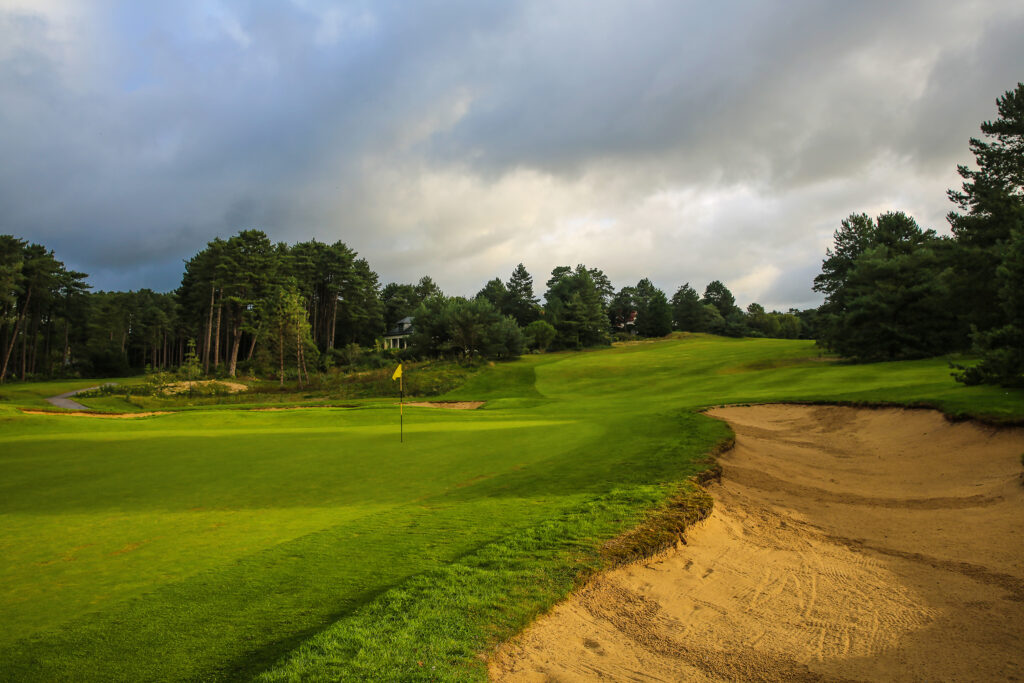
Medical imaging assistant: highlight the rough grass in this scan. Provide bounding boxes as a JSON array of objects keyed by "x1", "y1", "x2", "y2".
[{"x1": 2, "y1": 335, "x2": 1023, "y2": 681}]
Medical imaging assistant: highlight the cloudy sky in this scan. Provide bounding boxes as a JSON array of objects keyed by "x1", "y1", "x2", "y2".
[{"x1": 2, "y1": 1, "x2": 1022, "y2": 309}]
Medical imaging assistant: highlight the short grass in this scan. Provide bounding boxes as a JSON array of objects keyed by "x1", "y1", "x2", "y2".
[
  {"x1": 1, "y1": 335, "x2": 1022, "y2": 681},
  {"x1": 0, "y1": 377, "x2": 141, "y2": 412}
]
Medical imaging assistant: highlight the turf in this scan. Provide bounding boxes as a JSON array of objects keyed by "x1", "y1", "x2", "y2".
[
  {"x1": 0, "y1": 378, "x2": 140, "y2": 411},
  {"x1": 1, "y1": 335, "x2": 1021, "y2": 681}
]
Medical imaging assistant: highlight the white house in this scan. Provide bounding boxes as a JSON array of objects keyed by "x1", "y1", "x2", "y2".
[{"x1": 383, "y1": 316, "x2": 413, "y2": 350}]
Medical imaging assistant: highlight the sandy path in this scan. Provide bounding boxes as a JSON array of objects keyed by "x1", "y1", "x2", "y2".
[
  {"x1": 489, "y1": 405, "x2": 1024, "y2": 682},
  {"x1": 45, "y1": 385, "x2": 103, "y2": 410}
]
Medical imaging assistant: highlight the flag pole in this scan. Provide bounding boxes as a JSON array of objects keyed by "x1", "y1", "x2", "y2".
[{"x1": 392, "y1": 363, "x2": 404, "y2": 442}]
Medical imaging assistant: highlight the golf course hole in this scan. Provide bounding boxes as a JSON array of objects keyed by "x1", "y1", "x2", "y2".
[{"x1": 490, "y1": 404, "x2": 1024, "y2": 682}]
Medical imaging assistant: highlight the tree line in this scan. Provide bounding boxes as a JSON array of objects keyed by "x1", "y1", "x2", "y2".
[
  {"x1": 9, "y1": 83, "x2": 1016, "y2": 386},
  {"x1": 813, "y1": 82, "x2": 1024, "y2": 387},
  {"x1": 0, "y1": 230, "x2": 809, "y2": 383}
]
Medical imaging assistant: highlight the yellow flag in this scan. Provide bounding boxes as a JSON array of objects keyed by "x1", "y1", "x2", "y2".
[{"x1": 392, "y1": 364, "x2": 402, "y2": 381}]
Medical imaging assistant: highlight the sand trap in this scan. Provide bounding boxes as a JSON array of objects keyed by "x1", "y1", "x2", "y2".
[
  {"x1": 159, "y1": 380, "x2": 248, "y2": 394},
  {"x1": 21, "y1": 410, "x2": 170, "y2": 418},
  {"x1": 403, "y1": 401, "x2": 484, "y2": 410},
  {"x1": 490, "y1": 404, "x2": 1024, "y2": 682}
]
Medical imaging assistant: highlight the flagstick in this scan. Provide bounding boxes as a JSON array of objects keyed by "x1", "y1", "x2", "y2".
[{"x1": 400, "y1": 374, "x2": 404, "y2": 443}]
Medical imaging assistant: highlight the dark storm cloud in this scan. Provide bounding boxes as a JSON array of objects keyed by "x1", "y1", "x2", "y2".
[{"x1": 1, "y1": 0, "x2": 1022, "y2": 306}]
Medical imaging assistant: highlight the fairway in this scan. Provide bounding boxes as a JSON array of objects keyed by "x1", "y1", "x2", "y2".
[{"x1": 2, "y1": 336, "x2": 1022, "y2": 681}]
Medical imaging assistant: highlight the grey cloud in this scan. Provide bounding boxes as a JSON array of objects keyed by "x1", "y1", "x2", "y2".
[{"x1": 1, "y1": 1, "x2": 1022, "y2": 307}]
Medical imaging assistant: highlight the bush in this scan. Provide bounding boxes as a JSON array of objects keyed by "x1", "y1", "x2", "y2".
[{"x1": 524, "y1": 320, "x2": 557, "y2": 351}]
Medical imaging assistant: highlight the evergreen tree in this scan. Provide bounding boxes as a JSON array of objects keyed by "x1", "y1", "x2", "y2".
[
  {"x1": 523, "y1": 319, "x2": 556, "y2": 351},
  {"x1": 701, "y1": 280, "x2": 738, "y2": 318},
  {"x1": 948, "y1": 83, "x2": 1024, "y2": 386},
  {"x1": 505, "y1": 264, "x2": 540, "y2": 325},
  {"x1": 633, "y1": 279, "x2": 672, "y2": 337},
  {"x1": 815, "y1": 212, "x2": 959, "y2": 361},
  {"x1": 381, "y1": 283, "x2": 418, "y2": 328},
  {"x1": 476, "y1": 278, "x2": 508, "y2": 312},
  {"x1": 413, "y1": 276, "x2": 442, "y2": 301},
  {"x1": 671, "y1": 283, "x2": 703, "y2": 331},
  {"x1": 543, "y1": 265, "x2": 610, "y2": 348},
  {"x1": 219, "y1": 230, "x2": 278, "y2": 377},
  {"x1": 608, "y1": 286, "x2": 637, "y2": 331}
]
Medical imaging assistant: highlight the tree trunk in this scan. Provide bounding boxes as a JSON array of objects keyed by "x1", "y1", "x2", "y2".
[
  {"x1": 41, "y1": 313, "x2": 51, "y2": 374},
  {"x1": 246, "y1": 323, "x2": 260, "y2": 361},
  {"x1": 329, "y1": 295, "x2": 338, "y2": 351},
  {"x1": 228, "y1": 321, "x2": 242, "y2": 378},
  {"x1": 311, "y1": 292, "x2": 319, "y2": 350},
  {"x1": 28, "y1": 313, "x2": 40, "y2": 376},
  {"x1": 279, "y1": 328, "x2": 285, "y2": 387},
  {"x1": 301, "y1": 341, "x2": 309, "y2": 384},
  {"x1": 203, "y1": 284, "x2": 214, "y2": 373},
  {"x1": 213, "y1": 293, "x2": 223, "y2": 370},
  {"x1": 295, "y1": 329, "x2": 304, "y2": 388},
  {"x1": 20, "y1": 317, "x2": 28, "y2": 380},
  {"x1": 63, "y1": 316, "x2": 70, "y2": 367}
]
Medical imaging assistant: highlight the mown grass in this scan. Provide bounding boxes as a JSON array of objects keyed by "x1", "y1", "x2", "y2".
[
  {"x1": 0, "y1": 377, "x2": 140, "y2": 412},
  {"x1": 2, "y1": 335, "x2": 1022, "y2": 681}
]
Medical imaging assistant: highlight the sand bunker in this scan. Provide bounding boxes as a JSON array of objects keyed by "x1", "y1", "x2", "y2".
[
  {"x1": 490, "y1": 404, "x2": 1024, "y2": 682},
  {"x1": 403, "y1": 401, "x2": 484, "y2": 410},
  {"x1": 159, "y1": 380, "x2": 248, "y2": 394},
  {"x1": 21, "y1": 410, "x2": 170, "y2": 418}
]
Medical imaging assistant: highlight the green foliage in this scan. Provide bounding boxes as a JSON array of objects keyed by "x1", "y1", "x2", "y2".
[
  {"x1": 181, "y1": 340, "x2": 203, "y2": 381},
  {"x1": 671, "y1": 283, "x2": 703, "y2": 331},
  {"x1": 383, "y1": 277, "x2": 442, "y2": 331},
  {"x1": 475, "y1": 277, "x2": 508, "y2": 310},
  {"x1": 701, "y1": 280, "x2": 738, "y2": 318},
  {"x1": 634, "y1": 280, "x2": 673, "y2": 337},
  {"x1": 947, "y1": 83, "x2": 1024, "y2": 386},
  {"x1": 524, "y1": 319, "x2": 557, "y2": 351},
  {"x1": 813, "y1": 84, "x2": 1024, "y2": 377},
  {"x1": 410, "y1": 297, "x2": 525, "y2": 361},
  {"x1": 1, "y1": 237, "x2": 90, "y2": 382},
  {"x1": 262, "y1": 282, "x2": 317, "y2": 386},
  {"x1": 505, "y1": 263, "x2": 540, "y2": 326},
  {"x1": 815, "y1": 212, "x2": 961, "y2": 361},
  {"x1": 948, "y1": 83, "x2": 1024, "y2": 333},
  {"x1": 382, "y1": 282, "x2": 421, "y2": 328},
  {"x1": 544, "y1": 265, "x2": 610, "y2": 349},
  {"x1": 700, "y1": 302, "x2": 726, "y2": 334},
  {"x1": 613, "y1": 278, "x2": 673, "y2": 338},
  {"x1": 448, "y1": 298, "x2": 502, "y2": 358}
]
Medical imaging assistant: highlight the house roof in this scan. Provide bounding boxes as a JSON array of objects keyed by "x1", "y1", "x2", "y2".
[{"x1": 385, "y1": 316, "x2": 414, "y2": 337}]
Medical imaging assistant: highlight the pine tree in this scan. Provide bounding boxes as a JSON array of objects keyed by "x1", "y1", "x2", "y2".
[
  {"x1": 505, "y1": 263, "x2": 539, "y2": 325},
  {"x1": 948, "y1": 83, "x2": 1024, "y2": 385},
  {"x1": 671, "y1": 283, "x2": 703, "y2": 332}
]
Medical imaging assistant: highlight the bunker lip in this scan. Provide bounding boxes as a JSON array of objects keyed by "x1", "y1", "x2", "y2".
[
  {"x1": 703, "y1": 399, "x2": 1024, "y2": 428},
  {"x1": 489, "y1": 404, "x2": 1024, "y2": 682}
]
